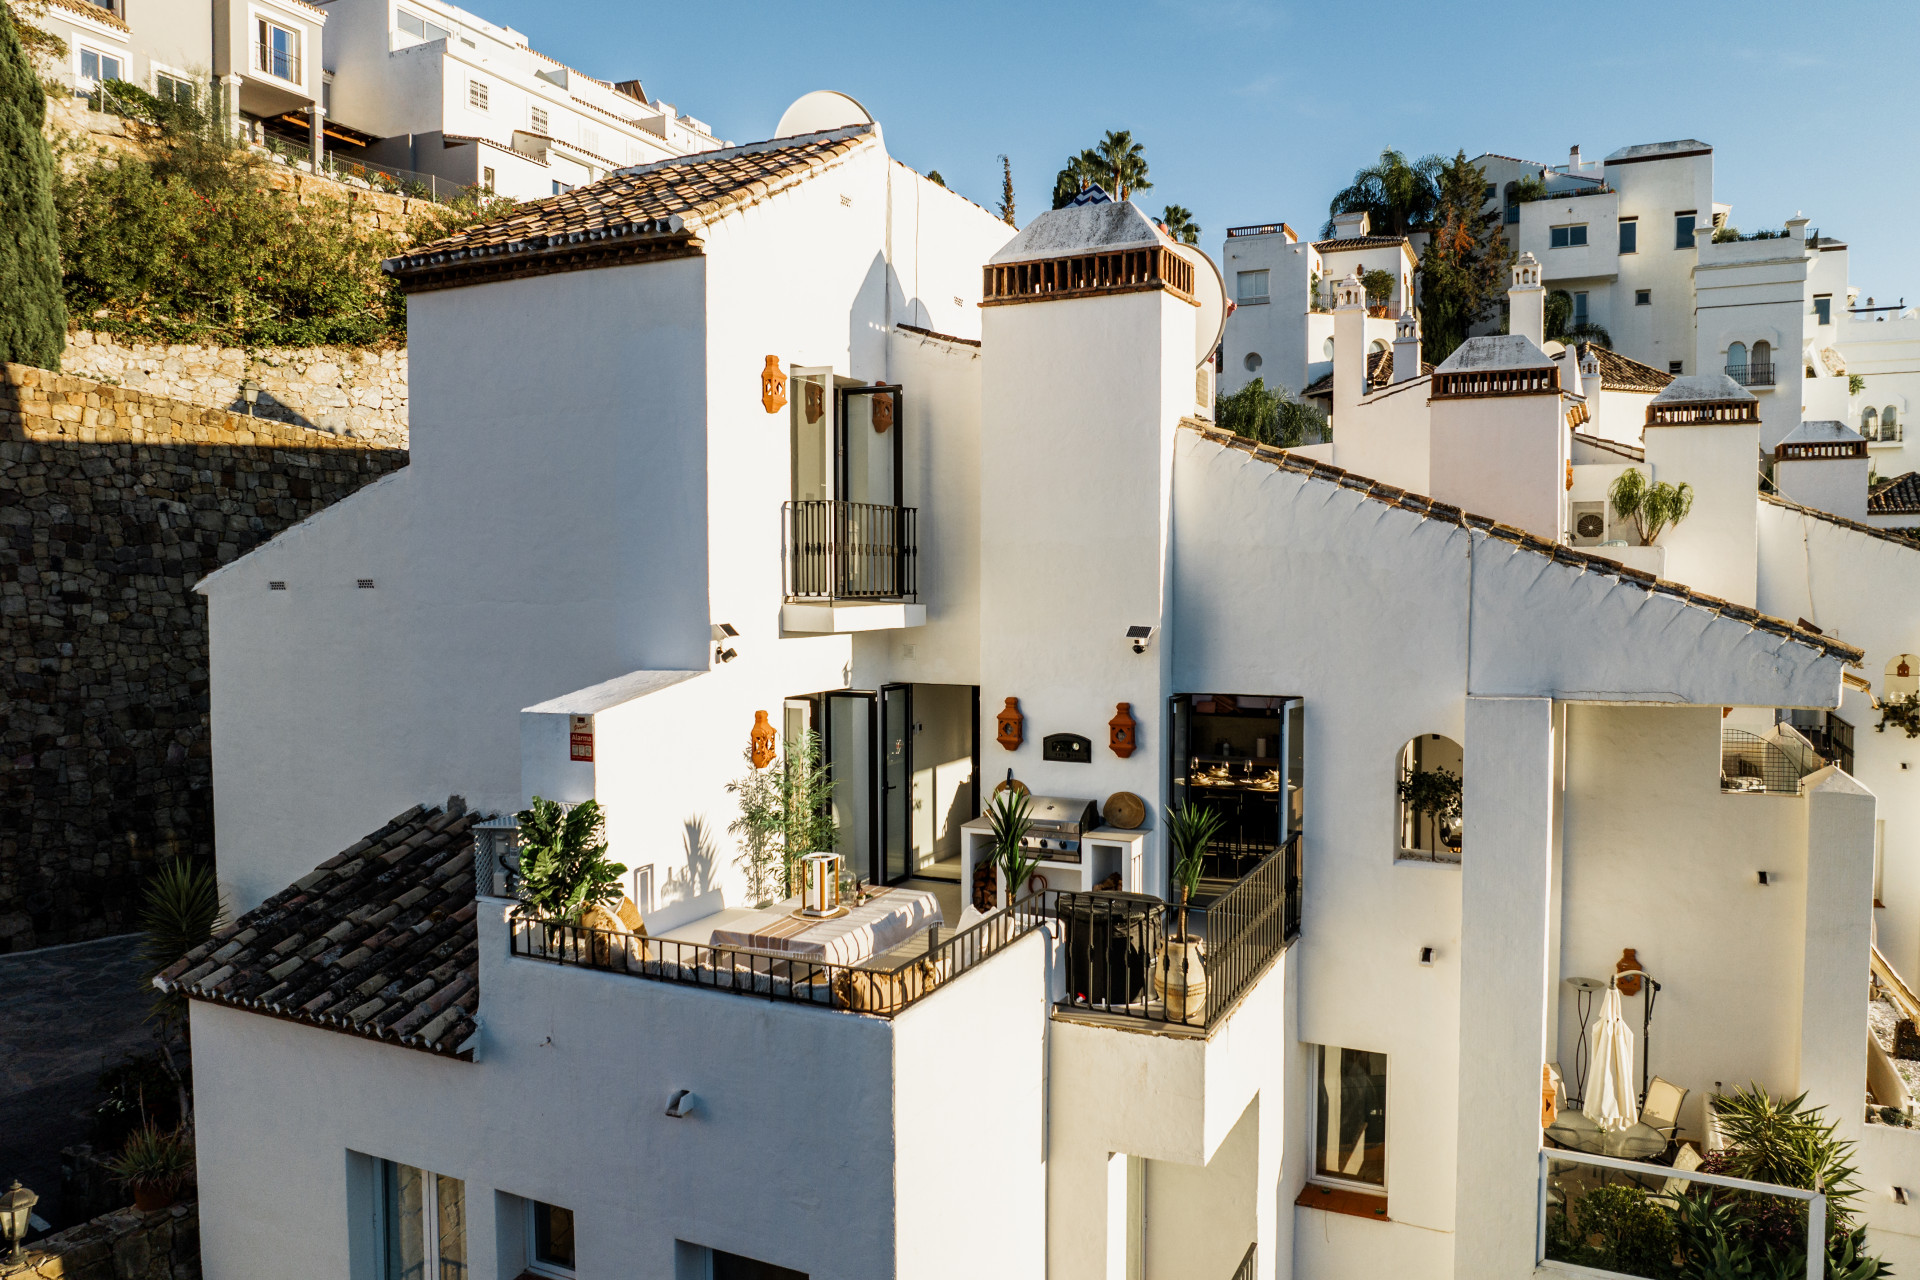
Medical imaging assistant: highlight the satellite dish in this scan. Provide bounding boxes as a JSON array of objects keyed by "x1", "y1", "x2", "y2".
[
  {"x1": 775, "y1": 91, "x2": 875, "y2": 139},
  {"x1": 1171, "y1": 242, "x2": 1227, "y2": 369}
]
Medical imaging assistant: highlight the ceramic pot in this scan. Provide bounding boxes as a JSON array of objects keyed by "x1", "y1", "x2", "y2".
[
  {"x1": 1153, "y1": 937, "x2": 1208, "y2": 1022},
  {"x1": 133, "y1": 1184, "x2": 176, "y2": 1213}
]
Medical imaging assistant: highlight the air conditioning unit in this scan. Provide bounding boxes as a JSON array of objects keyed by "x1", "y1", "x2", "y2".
[{"x1": 1571, "y1": 501, "x2": 1606, "y2": 546}]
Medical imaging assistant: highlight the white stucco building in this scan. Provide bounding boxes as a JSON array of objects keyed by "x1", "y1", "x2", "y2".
[
  {"x1": 314, "y1": 0, "x2": 726, "y2": 199},
  {"x1": 162, "y1": 97, "x2": 1917, "y2": 1280}
]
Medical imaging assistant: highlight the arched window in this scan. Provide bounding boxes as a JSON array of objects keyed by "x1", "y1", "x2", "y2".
[
  {"x1": 1863, "y1": 406, "x2": 1880, "y2": 438},
  {"x1": 1884, "y1": 405, "x2": 1900, "y2": 441},
  {"x1": 1243, "y1": 352, "x2": 1263, "y2": 373},
  {"x1": 1397, "y1": 735, "x2": 1463, "y2": 863},
  {"x1": 1324, "y1": 337, "x2": 1335, "y2": 360},
  {"x1": 1369, "y1": 338, "x2": 1389, "y2": 355},
  {"x1": 1887, "y1": 654, "x2": 1919, "y2": 701},
  {"x1": 1751, "y1": 340, "x2": 1771, "y2": 383},
  {"x1": 1726, "y1": 341, "x2": 1747, "y2": 381}
]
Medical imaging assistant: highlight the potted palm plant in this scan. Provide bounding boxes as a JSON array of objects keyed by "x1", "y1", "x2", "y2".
[
  {"x1": 987, "y1": 788, "x2": 1038, "y2": 910},
  {"x1": 1156, "y1": 802, "x2": 1225, "y2": 1021},
  {"x1": 515, "y1": 797, "x2": 625, "y2": 959}
]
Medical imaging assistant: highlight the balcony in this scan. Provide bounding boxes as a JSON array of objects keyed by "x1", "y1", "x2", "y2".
[
  {"x1": 1724, "y1": 362, "x2": 1776, "y2": 387},
  {"x1": 1051, "y1": 834, "x2": 1301, "y2": 1037},
  {"x1": 254, "y1": 41, "x2": 300, "y2": 84},
  {"x1": 781, "y1": 499, "x2": 924, "y2": 632}
]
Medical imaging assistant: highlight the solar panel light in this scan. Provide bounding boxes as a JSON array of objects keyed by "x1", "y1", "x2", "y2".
[
  {"x1": 1126, "y1": 624, "x2": 1154, "y2": 654},
  {"x1": 711, "y1": 623, "x2": 738, "y2": 664}
]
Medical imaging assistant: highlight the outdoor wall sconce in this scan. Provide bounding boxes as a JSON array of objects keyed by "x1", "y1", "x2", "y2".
[
  {"x1": 1109, "y1": 703, "x2": 1137, "y2": 758},
  {"x1": 1126, "y1": 624, "x2": 1154, "y2": 654},
  {"x1": 712, "y1": 622, "x2": 738, "y2": 664},
  {"x1": 1418, "y1": 946, "x2": 1436, "y2": 966},
  {"x1": 664, "y1": 1089, "x2": 697, "y2": 1119},
  {"x1": 760, "y1": 356, "x2": 788, "y2": 414},
  {"x1": 871, "y1": 380, "x2": 894, "y2": 432},
  {"x1": 749, "y1": 710, "x2": 776, "y2": 769},
  {"x1": 1896, "y1": 1187, "x2": 1911, "y2": 1206},
  {"x1": 1757, "y1": 870, "x2": 1774, "y2": 886},
  {"x1": 996, "y1": 697, "x2": 1024, "y2": 751}
]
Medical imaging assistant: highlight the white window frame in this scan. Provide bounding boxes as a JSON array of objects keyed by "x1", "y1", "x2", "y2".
[
  {"x1": 1308, "y1": 1044, "x2": 1389, "y2": 1196},
  {"x1": 468, "y1": 78, "x2": 489, "y2": 111},
  {"x1": 76, "y1": 44, "x2": 125, "y2": 85},
  {"x1": 530, "y1": 104, "x2": 549, "y2": 134},
  {"x1": 151, "y1": 63, "x2": 194, "y2": 104},
  {"x1": 253, "y1": 15, "x2": 301, "y2": 84},
  {"x1": 1236, "y1": 269, "x2": 1269, "y2": 304},
  {"x1": 394, "y1": 6, "x2": 451, "y2": 45},
  {"x1": 524, "y1": 1199, "x2": 577, "y2": 1278}
]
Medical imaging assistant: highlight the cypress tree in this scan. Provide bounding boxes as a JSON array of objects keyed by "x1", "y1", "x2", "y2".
[{"x1": 0, "y1": 5, "x2": 67, "y2": 369}]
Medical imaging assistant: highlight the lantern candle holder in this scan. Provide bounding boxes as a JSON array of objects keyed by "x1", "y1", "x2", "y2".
[{"x1": 801, "y1": 852, "x2": 843, "y2": 917}]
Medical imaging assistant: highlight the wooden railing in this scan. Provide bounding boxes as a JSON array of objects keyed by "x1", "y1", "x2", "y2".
[
  {"x1": 983, "y1": 246, "x2": 1196, "y2": 306},
  {"x1": 1646, "y1": 400, "x2": 1759, "y2": 425}
]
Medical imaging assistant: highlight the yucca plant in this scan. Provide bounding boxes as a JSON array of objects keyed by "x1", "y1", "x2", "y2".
[
  {"x1": 987, "y1": 788, "x2": 1037, "y2": 909},
  {"x1": 515, "y1": 797, "x2": 625, "y2": 923},
  {"x1": 104, "y1": 1124, "x2": 193, "y2": 1208},
  {"x1": 1710, "y1": 1084, "x2": 1864, "y2": 1227},
  {"x1": 1167, "y1": 802, "x2": 1227, "y2": 940},
  {"x1": 139, "y1": 856, "x2": 224, "y2": 975}
]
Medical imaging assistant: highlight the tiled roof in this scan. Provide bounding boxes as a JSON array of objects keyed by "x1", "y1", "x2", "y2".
[
  {"x1": 44, "y1": 0, "x2": 131, "y2": 33},
  {"x1": 1184, "y1": 421, "x2": 1864, "y2": 663},
  {"x1": 1764, "y1": 491, "x2": 1920, "y2": 550},
  {"x1": 1650, "y1": 373, "x2": 1754, "y2": 406},
  {"x1": 156, "y1": 803, "x2": 481, "y2": 1059},
  {"x1": 1604, "y1": 139, "x2": 1712, "y2": 164},
  {"x1": 384, "y1": 126, "x2": 875, "y2": 291},
  {"x1": 1313, "y1": 235, "x2": 1411, "y2": 252},
  {"x1": 1437, "y1": 333, "x2": 1555, "y2": 373},
  {"x1": 1571, "y1": 431, "x2": 1645, "y2": 463},
  {"x1": 1302, "y1": 348, "x2": 1432, "y2": 397},
  {"x1": 1869, "y1": 472, "x2": 1920, "y2": 516},
  {"x1": 897, "y1": 322, "x2": 980, "y2": 349},
  {"x1": 1582, "y1": 345, "x2": 1671, "y2": 393}
]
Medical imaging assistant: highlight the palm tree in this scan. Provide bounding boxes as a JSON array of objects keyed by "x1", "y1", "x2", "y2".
[
  {"x1": 1324, "y1": 149, "x2": 1445, "y2": 237},
  {"x1": 1096, "y1": 129, "x2": 1151, "y2": 202},
  {"x1": 1051, "y1": 147, "x2": 1104, "y2": 209},
  {"x1": 1161, "y1": 204, "x2": 1199, "y2": 245}
]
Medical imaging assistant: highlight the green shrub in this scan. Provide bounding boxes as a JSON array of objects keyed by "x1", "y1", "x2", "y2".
[
  {"x1": 1215, "y1": 376, "x2": 1330, "y2": 448},
  {"x1": 1549, "y1": 1182, "x2": 1678, "y2": 1277},
  {"x1": 0, "y1": 3, "x2": 67, "y2": 367},
  {"x1": 514, "y1": 797, "x2": 625, "y2": 923}
]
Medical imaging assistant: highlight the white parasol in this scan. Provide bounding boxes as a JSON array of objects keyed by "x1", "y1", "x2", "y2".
[{"x1": 1582, "y1": 987, "x2": 1640, "y2": 1132}]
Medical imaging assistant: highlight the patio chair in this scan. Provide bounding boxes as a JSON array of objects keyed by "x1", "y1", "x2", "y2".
[
  {"x1": 1640, "y1": 1076, "x2": 1688, "y2": 1145},
  {"x1": 1654, "y1": 1142, "x2": 1704, "y2": 1207}
]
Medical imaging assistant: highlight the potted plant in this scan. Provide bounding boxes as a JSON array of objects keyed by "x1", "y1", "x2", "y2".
[
  {"x1": 1156, "y1": 802, "x2": 1225, "y2": 1022},
  {"x1": 1398, "y1": 765, "x2": 1463, "y2": 857},
  {"x1": 105, "y1": 1124, "x2": 192, "y2": 1212},
  {"x1": 1608, "y1": 469, "x2": 1695, "y2": 546},
  {"x1": 515, "y1": 797, "x2": 625, "y2": 958},
  {"x1": 987, "y1": 788, "x2": 1038, "y2": 909}
]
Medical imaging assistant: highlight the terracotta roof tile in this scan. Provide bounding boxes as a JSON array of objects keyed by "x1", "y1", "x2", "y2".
[
  {"x1": 1183, "y1": 421, "x2": 1864, "y2": 664},
  {"x1": 156, "y1": 803, "x2": 481, "y2": 1058},
  {"x1": 1870, "y1": 472, "x2": 1920, "y2": 516},
  {"x1": 1312, "y1": 235, "x2": 1411, "y2": 251},
  {"x1": 1581, "y1": 344, "x2": 1672, "y2": 394},
  {"x1": 1765, "y1": 491, "x2": 1920, "y2": 549},
  {"x1": 45, "y1": 0, "x2": 132, "y2": 32},
  {"x1": 384, "y1": 126, "x2": 874, "y2": 290},
  {"x1": 1301, "y1": 348, "x2": 1433, "y2": 396}
]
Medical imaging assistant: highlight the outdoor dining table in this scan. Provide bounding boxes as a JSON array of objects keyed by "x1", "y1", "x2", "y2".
[
  {"x1": 1544, "y1": 1109, "x2": 1668, "y2": 1160},
  {"x1": 708, "y1": 885, "x2": 943, "y2": 967}
]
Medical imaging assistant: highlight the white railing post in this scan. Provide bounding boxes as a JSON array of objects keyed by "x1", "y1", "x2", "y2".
[{"x1": 1808, "y1": 1190, "x2": 1826, "y2": 1280}]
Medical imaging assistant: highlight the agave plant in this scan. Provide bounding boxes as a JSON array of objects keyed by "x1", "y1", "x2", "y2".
[{"x1": 104, "y1": 1124, "x2": 193, "y2": 1205}]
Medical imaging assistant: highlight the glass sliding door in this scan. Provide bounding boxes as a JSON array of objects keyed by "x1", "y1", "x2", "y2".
[
  {"x1": 824, "y1": 691, "x2": 875, "y2": 884},
  {"x1": 880, "y1": 684, "x2": 911, "y2": 884},
  {"x1": 835, "y1": 385, "x2": 907, "y2": 599}
]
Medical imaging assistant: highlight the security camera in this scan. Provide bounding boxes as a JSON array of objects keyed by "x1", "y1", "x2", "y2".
[
  {"x1": 1126, "y1": 625, "x2": 1154, "y2": 654},
  {"x1": 712, "y1": 623, "x2": 738, "y2": 664}
]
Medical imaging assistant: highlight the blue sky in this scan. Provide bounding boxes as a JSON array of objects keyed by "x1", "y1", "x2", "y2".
[{"x1": 482, "y1": 0, "x2": 1919, "y2": 296}]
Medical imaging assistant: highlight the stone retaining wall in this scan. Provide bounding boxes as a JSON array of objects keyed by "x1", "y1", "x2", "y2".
[
  {"x1": 62, "y1": 332, "x2": 408, "y2": 450},
  {"x1": 0, "y1": 1202, "x2": 198, "y2": 1280},
  {"x1": 0, "y1": 365, "x2": 408, "y2": 951}
]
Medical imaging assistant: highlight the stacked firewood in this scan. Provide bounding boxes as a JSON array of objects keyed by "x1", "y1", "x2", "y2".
[{"x1": 971, "y1": 858, "x2": 997, "y2": 911}]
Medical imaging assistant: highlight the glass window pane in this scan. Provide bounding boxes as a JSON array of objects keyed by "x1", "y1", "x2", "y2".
[
  {"x1": 81, "y1": 50, "x2": 98, "y2": 78},
  {"x1": 1675, "y1": 213, "x2": 1696, "y2": 249},
  {"x1": 532, "y1": 1202, "x2": 575, "y2": 1269},
  {"x1": 398, "y1": 10, "x2": 424, "y2": 36},
  {"x1": 1314, "y1": 1046, "x2": 1386, "y2": 1187},
  {"x1": 382, "y1": 1162, "x2": 427, "y2": 1280},
  {"x1": 434, "y1": 1175, "x2": 465, "y2": 1279},
  {"x1": 790, "y1": 373, "x2": 829, "y2": 502},
  {"x1": 1619, "y1": 220, "x2": 1637, "y2": 254}
]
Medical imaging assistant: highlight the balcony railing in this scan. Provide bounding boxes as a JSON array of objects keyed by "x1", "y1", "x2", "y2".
[
  {"x1": 1721, "y1": 728, "x2": 1817, "y2": 795},
  {"x1": 509, "y1": 890, "x2": 1048, "y2": 1019},
  {"x1": 1052, "y1": 832, "x2": 1300, "y2": 1033},
  {"x1": 1229, "y1": 1243, "x2": 1257, "y2": 1280},
  {"x1": 1540, "y1": 1148, "x2": 1827, "y2": 1279},
  {"x1": 1725, "y1": 361, "x2": 1776, "y2": 386},
  {"x1": 784, "y1": 500, "x2": 918, "y2": 602},
  {"x1": 254, "y1": 42, "x2": 301, "y2": 83}
]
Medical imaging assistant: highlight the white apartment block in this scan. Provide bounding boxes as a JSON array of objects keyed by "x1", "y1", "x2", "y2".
[
  {"x1": 1222, "y1": 138, "x2": 1920, "y2": 501},
  {"x1": 157, "y1": 95, "x2": 1920, "y2": 1280},
  {"x1": 316, "y1": 0, "x2": 728, "y2": 201}
]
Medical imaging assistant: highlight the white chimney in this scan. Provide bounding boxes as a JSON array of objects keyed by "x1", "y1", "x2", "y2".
[
  {"x1": 1333, "y1": 272, "x2": 1369, "y2": 418},
  {"x1": 1569, "y1": 144, "x2": 1581, "y2": 172},
  {"x1": 1330, "y1": 210, "x2": 1370, "y2": 239},
  {"x1": 1393, "y1": 307, "x2": 1422, "y2": 384},
  {"x1": 1773, "y1": 420, "x2": 1870, "y2": 522},
  {"x1": 1509, "y1": 253, "x2": 1545, "y2": 346}
]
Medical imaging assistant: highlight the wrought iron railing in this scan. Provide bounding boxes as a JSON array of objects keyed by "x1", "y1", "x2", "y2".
[
  {"x1": 1720, "y1": 728, "x2": 1812, "y2": 795},
  {"x1": 1229, "y1": 1243, "x2": 1257, "y2": 1280},
  {"x1": 784, "y1": 500, "x2": 918, "y2": 602},
  {"x1": 508, "y1": 890, "x2": 1047, "y2": 1018},
  {"x1": 1725, "y1": 361, "x2": 1777, "y2": 386},
  {"x1": 1052, "y1": 834, "x2": 1300, "y2": 1032}
]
